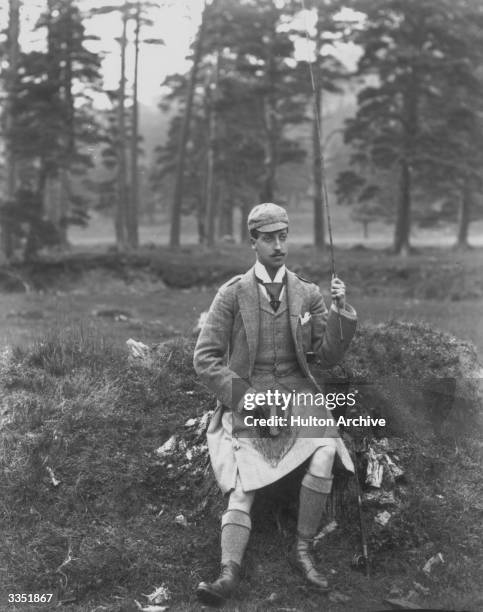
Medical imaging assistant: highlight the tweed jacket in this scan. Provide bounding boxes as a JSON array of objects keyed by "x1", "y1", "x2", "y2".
[{"x1": 193, "y1": 265, "x2": 358, "y2": 493}]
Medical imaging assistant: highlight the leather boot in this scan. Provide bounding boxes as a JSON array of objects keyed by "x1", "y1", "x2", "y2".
[
  {"x1": 291, "y1": 537, "x2": 329, "y2": 591},
  {"x1": 196, "y1": 560, "x2": 241, "y2": 606}
]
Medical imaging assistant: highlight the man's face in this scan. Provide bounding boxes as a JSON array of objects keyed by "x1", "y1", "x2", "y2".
[{"x1": 250, "y1": 228, "x2": 289, "y2": 270}]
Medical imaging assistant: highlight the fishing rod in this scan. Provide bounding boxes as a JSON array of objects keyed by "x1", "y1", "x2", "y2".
[
  {"x1": 300, "y1": 0, "x2": 371, "y2": 575},
  {"x1": 300, "y1": 0, "x2": 344, "y2": 341}
]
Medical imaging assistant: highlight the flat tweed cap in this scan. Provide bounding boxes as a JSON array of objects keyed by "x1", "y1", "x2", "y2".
[{"x1": 247, "y1": 203, "x2": 289, "y2": 232}]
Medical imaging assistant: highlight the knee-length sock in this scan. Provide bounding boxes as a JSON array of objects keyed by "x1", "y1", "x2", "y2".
[
  {"x1": 221, "y1": 509, "x2": 251, "y2": 566},
  {"x1": 297, "y1": 472, "x2": 333, "y2": 539}
]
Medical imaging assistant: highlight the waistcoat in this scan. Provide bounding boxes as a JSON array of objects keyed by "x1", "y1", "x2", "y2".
[{"x1": 253, "y1": 288, "x2": 298, "y2": 375}]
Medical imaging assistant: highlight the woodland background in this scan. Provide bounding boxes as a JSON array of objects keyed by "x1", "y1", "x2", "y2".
[{"x1": 1, "y1": 0, "x2": 483, "y2": 256}]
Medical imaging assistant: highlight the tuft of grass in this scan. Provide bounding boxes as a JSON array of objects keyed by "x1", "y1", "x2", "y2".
[{"x1": 11, "y1": 324, "x2": 120, "y2": 377}]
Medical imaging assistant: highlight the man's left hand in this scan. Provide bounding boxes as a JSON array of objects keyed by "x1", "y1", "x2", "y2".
[{"x1": 331, "y1": 276, "x2": 346, "y2": 309}]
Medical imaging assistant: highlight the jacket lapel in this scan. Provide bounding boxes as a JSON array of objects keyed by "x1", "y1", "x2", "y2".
[
  {"x1": 237, "y1": 266, "x2": 259, "y2": 373},
  {"x1": 286, "y1": 270, "x2": 304, "y2": 347},
  {"x1": 286, "y1": 271, "x2": 314, "y2": 380}
]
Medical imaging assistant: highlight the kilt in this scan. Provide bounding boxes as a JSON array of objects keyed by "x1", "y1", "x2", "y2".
[{"x1": 207, "y1": 366, "x2": 354, "y2": 494}]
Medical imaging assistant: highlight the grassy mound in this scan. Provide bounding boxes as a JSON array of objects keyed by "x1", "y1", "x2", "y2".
[
  {"x1": 342, "y1": 321, "x2": 483, "y2": 440},
  {"x1": 0, "y1": 322, "x2": 482, "y2": 610}
]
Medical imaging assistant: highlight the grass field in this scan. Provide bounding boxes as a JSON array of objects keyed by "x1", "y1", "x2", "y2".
[
  {"x1": 1, "y1": 244, "x2": 482, "y2": 353},
  {"x1": 1, "y1": 282, "x2": 483, "y2": 358}
]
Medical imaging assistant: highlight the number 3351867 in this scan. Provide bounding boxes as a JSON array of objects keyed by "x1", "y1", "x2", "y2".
[{"x1": 8, "y1": 594, "x2": 53, "y2": 603}]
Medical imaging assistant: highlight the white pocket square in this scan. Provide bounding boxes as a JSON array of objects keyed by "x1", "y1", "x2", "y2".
[{"x1": 299, "y1": 312, "x2": 311, "y2": 325}]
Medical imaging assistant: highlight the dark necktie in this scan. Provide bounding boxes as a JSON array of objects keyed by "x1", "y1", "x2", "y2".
[{"x1": 256, "y1": 276, "x2": 285, "y2": 312}]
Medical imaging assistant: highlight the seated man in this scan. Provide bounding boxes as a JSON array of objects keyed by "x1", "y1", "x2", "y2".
[{"x1": 193, "y1": 203, "x2": 357, "y2": 606}]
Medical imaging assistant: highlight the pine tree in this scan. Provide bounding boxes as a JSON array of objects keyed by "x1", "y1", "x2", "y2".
[
  {"x1": 5, "y1": 0, "x2": 102, "y2": 258},
  {"x1": 344, "y1": 0, "x2": 483, "y2": 254},
  {"x1": 91, "y1": 0, "x2": 160, "y2": 250}
]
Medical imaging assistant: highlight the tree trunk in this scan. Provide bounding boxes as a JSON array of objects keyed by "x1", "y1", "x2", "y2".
[
  {"x1": 197, "y1": 204, "x2": 206, "y2": 245},
  {"x1": 261, "y1": 97, "x2": 277, "y2": 202},
  {"x1": 394, "y1": 76, "x2": 418, "y2": 256},
  {"x1": 25, "y1": 161, "x2": 48, "y2": 261},
  {"x1": 58, "y1": 169, "x2": 71, "y2": 248},
  {"x1": 240, "y1": 202, "x2": 250, "y2": 243},
  {"x1": 128, "y1": 1, "x2": 141, "y2": 249},
  {"x1": 217, "y1": 193, "x2": 233, "y2": 239},
  {"x1": 41, "y1": 0, "x2": 62, "y2": 249},
  {"x1": 393, "y1": 159, "x2": 411, "y2": 255},
  {"x1": 116, "y1": 2, "x2": 129, "y2": 250},
  {"x1": 170, "y1": 1, "x2": 207, "y2": 248},
  {"x1": 44, "y1": 174, "x2": 62, "y2": 230},
  {"x1": 260, "y1": 27, "x2": 278, "y2": 203},
  {"x1": 2, "y1": 0, "x2": 21, "y2": 260},
  {"x1": 363, "y1": 220, "x2": 369, "y2": 239},
  {"x1": 204, "y1": 48, "x2": 220, "y2": 248},
  {"x1": 455, "y1": 181, "x2": 472, "y2": 249},
  {"x1": 59, "y1": 0, "x2": 74, "y2": 249},
  {"x1": 204, "y1": 126, "x2": 216, "y2": 247}
]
